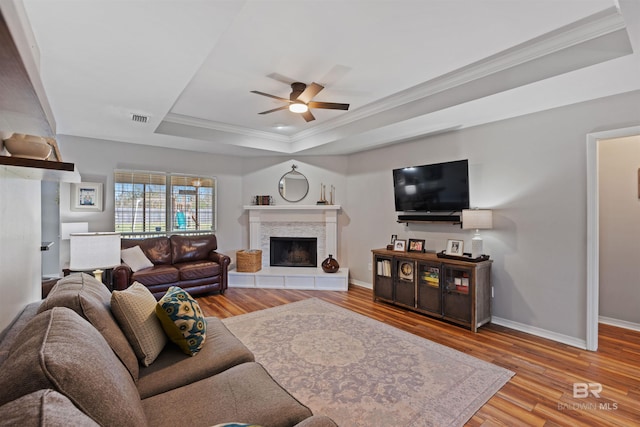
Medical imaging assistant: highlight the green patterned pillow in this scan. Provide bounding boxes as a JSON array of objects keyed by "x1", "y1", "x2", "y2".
[{"x1": 155, "y1": 286, "x2": 206, "y2": 356}]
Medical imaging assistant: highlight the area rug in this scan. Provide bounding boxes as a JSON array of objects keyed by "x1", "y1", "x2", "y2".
[{"x1": 222, "y1": 298, "x2": 514, "y2": 427}]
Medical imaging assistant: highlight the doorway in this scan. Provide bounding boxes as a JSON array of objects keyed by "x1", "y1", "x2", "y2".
[{"x1": 586, "y1": 125, "x2": 640, "y2": 351}]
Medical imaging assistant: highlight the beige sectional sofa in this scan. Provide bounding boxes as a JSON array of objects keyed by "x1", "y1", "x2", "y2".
[{"x1": 0, "y1": 273, "x2": 337, "y2": 427}]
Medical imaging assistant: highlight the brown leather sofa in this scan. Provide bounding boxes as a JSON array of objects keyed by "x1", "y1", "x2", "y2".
[{"x1": 113, "y1": 234, "x2": 230, "y2": 299}]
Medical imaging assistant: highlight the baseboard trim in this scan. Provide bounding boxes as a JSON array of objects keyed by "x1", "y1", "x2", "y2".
[
  {"x1": 491, "y1": 316, "x2": 587, "y2": 350},
  {"x1": 599, "y1": 316, "x2": 640, "y2": 332},
  {"x1": 349, "y1": 279, "x2": 372, "y2": 290}
]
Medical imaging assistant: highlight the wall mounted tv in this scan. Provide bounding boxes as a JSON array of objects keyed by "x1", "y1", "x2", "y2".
[{"x1": 393, "y1": 159, "x2": 470, "y2": 212}]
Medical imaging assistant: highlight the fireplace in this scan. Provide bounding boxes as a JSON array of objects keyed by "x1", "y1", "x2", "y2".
[{"x1": 270, "y1": 237, "x2": 317, "y2": 267}]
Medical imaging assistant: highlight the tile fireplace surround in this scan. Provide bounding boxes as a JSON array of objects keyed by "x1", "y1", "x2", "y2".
[{"x1": 228, "y1": 205, "x2": 348, "y2": 291}]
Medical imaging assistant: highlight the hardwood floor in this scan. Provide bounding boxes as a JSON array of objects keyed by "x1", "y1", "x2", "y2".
[{"x1": 197, "y1": 285, "x2": 640, "y2": 426}]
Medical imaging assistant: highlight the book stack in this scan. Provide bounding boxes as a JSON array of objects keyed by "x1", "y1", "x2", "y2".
[
  {"x1": 454, "y1": 276, "x2": 470, "y2": 293},
  {"x1": 376, "y1": 259, "x2": 392, "y2": 277},
  {"x1": 422, "y1": 267, "x2": 440, "y2": 287}
]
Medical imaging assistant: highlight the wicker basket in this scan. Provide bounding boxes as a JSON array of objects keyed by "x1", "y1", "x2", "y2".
[{"x1": 236, "y1": 249, "x2": 262, "y2": 272}]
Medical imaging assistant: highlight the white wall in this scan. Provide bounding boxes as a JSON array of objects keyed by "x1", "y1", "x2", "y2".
[
  {"x1": 346, "y1": 90, "x2": 640, "y2": 342},
  {"x1": 55, "y1": 135, "x2": 245, "y2": 268},
  {"x1": 0, "y1": 171, "x2": 41, "y2": 330},
  {"x1": 598, "y1": 134, "x2": 640, "y2": 324}
]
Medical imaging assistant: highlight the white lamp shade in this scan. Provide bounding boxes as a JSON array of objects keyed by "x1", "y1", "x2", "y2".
[
  {"x1": 69, "y1": 232, "x2": 121, "y2": 270},
  {"x1": 60, "y1": 222, "x2": 89, "y2": 240},
  {"x1": 462, "y1": 209, "x2": 493, "y2": 230}
]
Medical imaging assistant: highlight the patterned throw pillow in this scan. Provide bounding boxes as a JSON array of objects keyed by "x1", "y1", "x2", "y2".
[
  {"x1": 155, "y1": 286, "x2": 206, "y2": 356},
  {"x1": 111, "y1": 282, "x2": 167, "y2": 366}
]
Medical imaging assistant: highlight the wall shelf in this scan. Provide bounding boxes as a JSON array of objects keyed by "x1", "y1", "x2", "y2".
[
  {"x1": 397, "y1": 219, "x2": 462, "y2": 226},
  {"x1": 0, "y1": 156, "x2": 80, "y2": 182},
  {"x1": 397, "y1": 213, "x2": 462, "y2": 226}
]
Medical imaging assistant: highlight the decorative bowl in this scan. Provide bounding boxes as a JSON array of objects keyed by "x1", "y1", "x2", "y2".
[{"x1": 3, "y1": 133, "x2": 52, "y2": 160}]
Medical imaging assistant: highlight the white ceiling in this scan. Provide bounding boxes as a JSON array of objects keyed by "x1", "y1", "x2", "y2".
[{"x1": 12, "y1": 0, "x2": 640, "y2": 156}]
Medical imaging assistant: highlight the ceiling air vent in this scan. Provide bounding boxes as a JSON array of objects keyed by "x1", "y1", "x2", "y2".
[{"x1": 131, "y1": 113, "x2": 149, "y2": 123}]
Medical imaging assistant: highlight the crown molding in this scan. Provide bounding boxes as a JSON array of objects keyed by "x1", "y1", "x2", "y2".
[
  {"x1": 290, "y1": 7, "x2": 627, "y2": 142},
  {"x1": 162, "y1": 113, "x2": 292, "y2": 143},
  {"x1": 162, "y1": 7, "x2": 626, "y2": 150}
]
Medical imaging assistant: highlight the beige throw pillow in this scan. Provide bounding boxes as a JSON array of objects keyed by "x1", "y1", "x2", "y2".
[
  {"x1": 120, "y1": 245, "x2": 154, "y2": 272},
  {"x1": 111, "y1": 282, "x2": 167, "y2": 366}
]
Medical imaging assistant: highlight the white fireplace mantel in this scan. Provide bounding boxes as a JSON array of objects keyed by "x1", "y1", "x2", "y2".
[
  {"x1": 243, "y1": 205, "x2": 341, "y2": 211},
  {"x1": 244, "y1": 205, "x2": 341, "y2": 262},
  {"x1": 229, "y1": 204, "x2": 347, "y2": 291}
]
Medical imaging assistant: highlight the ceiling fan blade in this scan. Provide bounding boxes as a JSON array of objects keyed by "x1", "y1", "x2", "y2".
[
  {"x1": 297, "y1": 82, "x2": 324, "y2": 103},
  {"x1": 250, "y1": 90, "x2": 290, "y2": 102},
  {"x1": 266, "y1": 72, "x2": 297, "y2": 85},
  {"x1": 308, "y1": 101, "x2": 350, "y2": 111},
  {"x1": 301, "y1": 110, "x2": 315, "y2": 122},
  {"x1": 258, "y1": 105, "x2": 289, "y2": 115}
]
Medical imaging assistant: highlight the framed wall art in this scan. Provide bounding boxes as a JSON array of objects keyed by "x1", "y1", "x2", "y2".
[{"x1": 70, "y1": 182, "x2": 103, "y2": 212}]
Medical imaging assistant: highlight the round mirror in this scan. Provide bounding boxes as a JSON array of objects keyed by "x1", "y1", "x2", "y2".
[{"x1": 279, "y1": 165, "x2": 309, "y2": 202}]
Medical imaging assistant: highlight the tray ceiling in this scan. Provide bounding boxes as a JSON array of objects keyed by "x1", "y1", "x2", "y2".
[{"x1": 7, "y1": 0, "x2": 640, "y2": 156}]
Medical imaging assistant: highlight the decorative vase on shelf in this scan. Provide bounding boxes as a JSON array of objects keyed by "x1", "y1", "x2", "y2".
[
  {"x1": 321, "y1": 254, "x2": 340, "y2": 273},
  {"x1": 3, "y1": 133, "x2": 52, "y2": 160}
]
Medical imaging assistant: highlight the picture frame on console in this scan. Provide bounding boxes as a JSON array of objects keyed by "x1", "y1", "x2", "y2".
[
  {"x1": 446, "y1": 239, "x2": 464, "y2": 256},
  {"x1": 408, "y1": 238, "x2": 425, "y2": 253},
  {"x1": 393, "y1": 239, "x2": 406, "y2": 252},
  {"x1": 70, "y1": 182, "x2": 103, "y2": 212}
]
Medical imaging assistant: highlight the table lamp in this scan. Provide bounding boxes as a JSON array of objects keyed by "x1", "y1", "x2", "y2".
[
  {"x1": 462, "y1": 209, "x2": 493, "y2": 258},
  {"x1": 69, "y1": 232, "x2": 121, "y2": 283},
  {"x1": 60, "y1": 222, "x2": 89, "y2": 240}
]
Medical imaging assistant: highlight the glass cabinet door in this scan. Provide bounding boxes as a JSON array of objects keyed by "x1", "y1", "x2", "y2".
[
  {"x1": 373, "y1": 255, "x2": 393, "y2": 301},
  {"x1": 442, "y1": 266, "x2": 472, "y2": 324},
  {"x1": 417, "y1": 262, "x2": 441, "y2": 315},
  {"x1": 394, "y1": 258, "x2": 416, "y2": 307}
]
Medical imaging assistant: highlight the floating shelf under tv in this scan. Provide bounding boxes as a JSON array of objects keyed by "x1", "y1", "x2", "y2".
[{"x1": 397, "y1": 213, "x2": 462, "y2": 225}]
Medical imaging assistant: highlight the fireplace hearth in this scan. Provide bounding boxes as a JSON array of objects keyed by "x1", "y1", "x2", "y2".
[
  {"x1": 229, "y1": 205, "x2": 347, "y2": 290},
  {"x1": 270, "y1": 237, "x2": 317, "y2": 267}
]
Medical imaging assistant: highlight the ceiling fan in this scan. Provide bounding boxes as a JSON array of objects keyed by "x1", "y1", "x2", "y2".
[{"x1": 250, "y1": 82, "x2": 349, "y2": 122}]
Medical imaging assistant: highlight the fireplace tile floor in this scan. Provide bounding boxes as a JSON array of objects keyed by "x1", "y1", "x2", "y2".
[{"x1": 228, "y1": 267, "x2": 348, "y2": 291}]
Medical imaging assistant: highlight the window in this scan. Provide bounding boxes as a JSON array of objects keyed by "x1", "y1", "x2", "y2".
[{"x1": 115, "y1": 170, "x2": 216, "y2": 236}]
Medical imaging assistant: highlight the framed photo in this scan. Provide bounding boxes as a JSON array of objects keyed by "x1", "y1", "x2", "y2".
[
  {"x1": 408, "y1": 238, "x2": 425, "y2": 253},
  {"x1": 393, "y1": 239, "x2": 407, "y2": 252},
  {"x1": 446, "y1": 239, "x2": 464, "y2": 256},
  {"x1": 70, "y1": 182, "x2": 103, "y2": 212},
  {"x1": 390, "y1": 234, "x2": 398, "y2": 245}
]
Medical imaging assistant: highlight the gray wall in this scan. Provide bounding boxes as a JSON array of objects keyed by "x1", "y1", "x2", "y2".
[
  {"x1": 55, "y1": 136, "x2": 246, "y2": 268},
  {"x1": 6, "y1": 90, "x2": 639, "y2": 342},
  {"x1": 41, "y1": 181, "x2": 60, "y2": 277},
  {"x1": 241, "y1": 157, "x2": 349, "y2": 261},
  {"x1": 345, "y1": 90, "x2": 640, "y2": 342},
  {"x1": 598, "y1": 134, "x2": 640, "y2": 324}
]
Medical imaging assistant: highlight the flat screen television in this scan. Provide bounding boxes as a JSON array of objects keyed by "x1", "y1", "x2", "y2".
[{"x1": 393, "y1": 159, "x2": 469, "y2": 212}]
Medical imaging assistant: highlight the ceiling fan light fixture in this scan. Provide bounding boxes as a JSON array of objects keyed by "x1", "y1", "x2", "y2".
[{"x1": 289, "y1": 102, "x2": 308, "y2": 113}]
